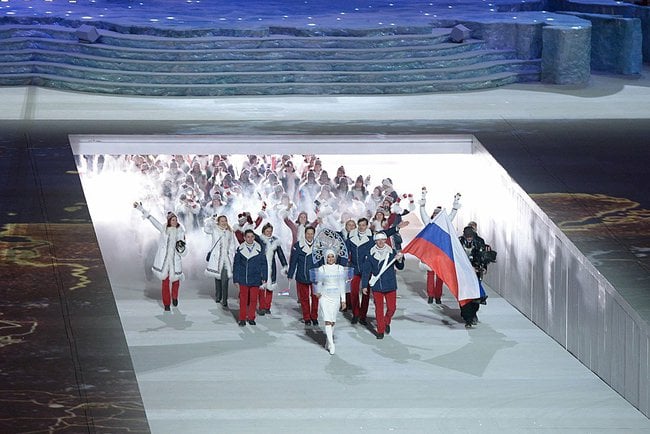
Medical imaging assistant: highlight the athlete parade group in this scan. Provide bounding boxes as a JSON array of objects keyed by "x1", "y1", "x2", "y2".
[{"x1": 88, "y1": 152, "x2": 490, "y2": 355}]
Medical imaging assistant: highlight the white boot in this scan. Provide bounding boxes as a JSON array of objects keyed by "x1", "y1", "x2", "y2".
[{"x1": 325, "y1": 324, "x2": 335, "y2": 355}]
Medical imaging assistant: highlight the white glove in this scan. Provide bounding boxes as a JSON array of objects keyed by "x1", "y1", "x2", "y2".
[
  {"x1": 133, "y1": 201, "x2": 149, "y2": 218},
  {"x1": 452, "y1": 193, "x2": 462, "y2": 210},
  {"x1": 407, "y1": 194, "x2": 415, "y2": 212}
]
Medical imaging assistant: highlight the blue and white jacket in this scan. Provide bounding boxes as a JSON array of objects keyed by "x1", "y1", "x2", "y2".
[
  {"x1": 346, "y1": 226, "x2": 398, "y2": 276},
  {"x1": 361, "y1": 245, "x2": 405, "y2": 293},
  {"x1": 288, "y1": 239, "x2": 321, "y2": 284},
  {"x1": 233, "y1": 240, "x2": 268, "y2": 286}
]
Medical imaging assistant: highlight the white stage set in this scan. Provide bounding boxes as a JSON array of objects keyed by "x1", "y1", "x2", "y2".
[{"x1": 71, "y1": 135, "x2": 649, "y2": 433}]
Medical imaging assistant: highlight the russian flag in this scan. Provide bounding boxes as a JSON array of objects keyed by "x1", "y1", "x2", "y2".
[{"x1": 403, "y1": 210, "x2": 480, "y2": 305}]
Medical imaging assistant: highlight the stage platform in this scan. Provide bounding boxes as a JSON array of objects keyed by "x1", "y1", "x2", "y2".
[{"x1": 0, "y1": 5, "x2": 649, "y2": 426}]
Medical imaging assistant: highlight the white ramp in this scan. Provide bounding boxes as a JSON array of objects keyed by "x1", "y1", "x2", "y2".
[{"x1": 112, "y1": 268, "x2": 649, "y2": 433}]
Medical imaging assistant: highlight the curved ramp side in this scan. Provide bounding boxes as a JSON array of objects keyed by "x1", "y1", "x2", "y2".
[{"x1": 469, "y1": 136, "x2": 650, "y2": 418}]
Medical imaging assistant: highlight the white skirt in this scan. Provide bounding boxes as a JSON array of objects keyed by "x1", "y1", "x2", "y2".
[{"x1": 318, "y1": 294, "x2": 341, "y2": 323}]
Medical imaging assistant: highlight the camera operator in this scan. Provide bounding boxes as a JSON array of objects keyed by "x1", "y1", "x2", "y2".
[
  {"x1": 459, "y1": 225, "x2": 495, "y2": 327},
  {"x1": 469, "y1": 222, "x2": 497, "y2": 279},
  {"x1": 460, "y1": 225, "x2": 490, "y2": 280}
]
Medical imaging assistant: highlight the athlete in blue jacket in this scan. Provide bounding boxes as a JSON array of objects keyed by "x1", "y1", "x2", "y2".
[
  {"x1": 361, "y1": 232, "x2": 405, "y2": 339},
  {"x1": 288, "y1": 226, "x2": 321, "y2": 326},
  {"x1": 346, "y1": 218, "x2": 402, "y2": 325},
  {"x1": 233, "y1": 229, "x2": 268, "y2": 326}
]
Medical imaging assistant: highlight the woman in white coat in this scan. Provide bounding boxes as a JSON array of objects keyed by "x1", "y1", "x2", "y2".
[
  {"x1": 134, "y1": 202, "x2": 187, "y2": 311},
  {"x1": 258, "y1": 223, "x2": 288, "y2": 316},
  {"x1": 312, "y1": 250, "x2": 351, "y2": 355},
  {"x1": 204, "y1": 215, "x2": 236, "y2": 308}
]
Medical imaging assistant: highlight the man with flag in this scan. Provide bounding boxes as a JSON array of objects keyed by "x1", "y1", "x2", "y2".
[
  {"x1": 346, "y1": 218, "x2": 407, "y2": 326},
  {"x1": 361, "y1": 232, "x2": 405, "y2": 339},
  {"x1": 402, "y1": 209, "x2": 483, "y2": 328}
]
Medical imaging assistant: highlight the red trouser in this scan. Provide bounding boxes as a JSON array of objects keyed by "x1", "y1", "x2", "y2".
[
  {"x1": 426, "y1": 271, "x2": 443, "y2": 299},
  {"x1": 238, "y1": 285, "x2": 259, "y2": 321},
  {"x1": 350, "y1": 274, "x2": 370, "y2": 319},
  {"x1": 258, "y1": 289, "x2": 273, "y2": 310},
  {"x1": 161, "y1": 278, "x2": 180, "y2": 307},
  {"x1": 297, "y1": 282, "x2": 318, "y2": 321},
  {"x1": 373, "y1": 290, "x2": 397, "y2": 334}
]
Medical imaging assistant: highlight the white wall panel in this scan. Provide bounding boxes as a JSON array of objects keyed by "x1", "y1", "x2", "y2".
[{"x1": 469, "y1": 136, "x2": 649, "y2": 417}]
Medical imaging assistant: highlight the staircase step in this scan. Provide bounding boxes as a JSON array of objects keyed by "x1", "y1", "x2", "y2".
[
  {"x1": 0, "y1": 25, "x2": 452, "y2": 49},
  {"x1": 0, "y1": 70, "x2": 540, "y2": 95},
  {"x1": 0, "y1": 48, "x2": 517, "y2": 73},
  {"x1": 99, "y1": 30, "x2": 455, "y2": 50},
  {"x1": 0, "y1": 37, "x2": 488, "y2": 61},
  {"x1": 0, "y1": 23, "x2": 542, "y2": 95},
  {"x1": 0, "y1": 59, "x2": 540, "y2": 85}
]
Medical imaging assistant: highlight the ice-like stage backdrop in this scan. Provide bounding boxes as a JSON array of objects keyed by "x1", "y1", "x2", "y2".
[
  {"x1": 70, "y1": 134, "x2": 650, "y2": 428},
  {"x1": 0, "y1": 0, "x2": 647, "y2": 94}
]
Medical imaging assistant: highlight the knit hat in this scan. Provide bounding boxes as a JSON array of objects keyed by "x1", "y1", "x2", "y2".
[{"x1": 374, "y1": 232, "x2": 388, "y2": 241}]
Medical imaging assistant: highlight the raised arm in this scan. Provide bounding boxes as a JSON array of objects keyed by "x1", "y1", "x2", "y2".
[
  {"x1": 419, "y1": 188, "x2": 431, "y2": 224},
  {"x1": 283, "y1": 216, "x2": 299, "y2": 245},
  {"x1": 133, "y1": 201, "x2": 164, "y2": 233},
  {"x1": 448, "y1": 193, "x2": 461, "y2": 221}
]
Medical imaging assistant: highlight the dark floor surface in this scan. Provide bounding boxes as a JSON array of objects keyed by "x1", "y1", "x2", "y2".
[{"x1": 0, "y1": 118, "x2": 648, "y2": 432}]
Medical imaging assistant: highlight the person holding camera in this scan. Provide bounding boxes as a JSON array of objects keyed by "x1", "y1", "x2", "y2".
[
  {"x1": 460, "y1": 224, "x2": 491, "y2": 280},
  {"x1": 133, "y1": 202, "x2": 188, "y2": 311},
  {"x1": 459, "y1": 224, "x2": 495, "y2": 327}
]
